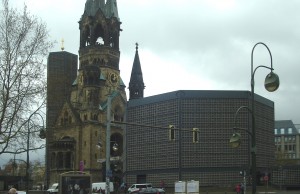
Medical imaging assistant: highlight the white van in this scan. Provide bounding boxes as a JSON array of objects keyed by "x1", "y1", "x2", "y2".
[
  {"x1": 47, "y1": 183, "x2": 59, "y2": 194},
  {"x1": 92, "y1": 182, "x2": 114, "y2": 194}
]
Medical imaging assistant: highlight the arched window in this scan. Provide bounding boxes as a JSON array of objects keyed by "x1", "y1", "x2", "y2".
[
  {"x1": 65, "y1": 152, "x2": 72, "y2": 169},
  {"x1": 57, "y1": 152, "x2": 64, "y2": 169},
  {"x1": 51, "y1": 152, "x2": 56, "y2": 169}
]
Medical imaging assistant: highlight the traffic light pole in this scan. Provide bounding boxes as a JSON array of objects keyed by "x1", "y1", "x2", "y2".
[{"x1": 243, "y1": 170, "x2": 246, "y2": 194}]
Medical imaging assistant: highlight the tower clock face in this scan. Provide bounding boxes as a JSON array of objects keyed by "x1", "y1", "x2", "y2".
[{"x1": 109, "y1": 73, "x2": 119, "y2": 85}]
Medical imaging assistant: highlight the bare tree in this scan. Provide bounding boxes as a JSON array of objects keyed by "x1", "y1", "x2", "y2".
[{"x1": 0, "y1": 0, "x2": 53, "y2": 155}]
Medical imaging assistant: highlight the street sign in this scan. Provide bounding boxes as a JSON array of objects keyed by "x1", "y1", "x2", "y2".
[
  {"x1": 264, "y1": 176, "x2": 269, "y2": 181},
  {"x1": 97, "y1": 159, "x2": 106, "y2": 163},
  {"x1": 79, "y1": 161, "x2": 84, "y2": 172},
  {"x1": 106, "y1": 170, "x2": 112, "y2": 177},
  {"x1": 110, "y1": 156, "x2": 120, "y2": 161}
]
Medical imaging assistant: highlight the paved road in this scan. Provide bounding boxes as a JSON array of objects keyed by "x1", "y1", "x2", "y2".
[{"x1": 1, "y1": 189, "x2": 299, "y2": 194}]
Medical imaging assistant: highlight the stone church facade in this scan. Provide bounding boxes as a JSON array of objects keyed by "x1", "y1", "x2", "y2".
[{"x1": 46, "y1": 0, "x2": 128, "y2": 186}]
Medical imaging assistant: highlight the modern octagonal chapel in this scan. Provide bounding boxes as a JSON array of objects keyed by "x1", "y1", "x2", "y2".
[{"x1": 46, "y1": 0, "x2": 281, "y2": 190}]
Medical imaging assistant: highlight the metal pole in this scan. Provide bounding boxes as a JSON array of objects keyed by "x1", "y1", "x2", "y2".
[
  {"x1": 106, "y1": 95, "x2": 112, "y2": 194},
  {"x1": 13, "y1": 148, "x2": 25, "y2": 176},
  {"x1": 250, "y1": 44, "x2": 257, "y2": 194},
  {"x1": 250, "y1": 84, "x2": 256, "y2": 194},
  {"x1": 244, "y1": 170, "x2": 247, "y2": 194},
  {"x1": 178, "y1": 94, "x2": 182, "y2": 181},
  {"x1": 13, "y1": 153, "x2": 16, "y2": 176},
  {"x1": 235, "y1": 42, "x2": 277, "y2": 194},
  {"x1": 250, "y1": 42, "x2": 272, "y2": 194},
  {"x1": 25, "y1": 112, "x2": 45, "y2": 193},
  {"x1": 26, "y1": 121, "x2": 30, "y2": 193}
]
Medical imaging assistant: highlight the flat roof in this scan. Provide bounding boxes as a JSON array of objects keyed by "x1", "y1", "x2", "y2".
[{"x1": 128, "y1": 90, "x2": 274, "y2": 108}]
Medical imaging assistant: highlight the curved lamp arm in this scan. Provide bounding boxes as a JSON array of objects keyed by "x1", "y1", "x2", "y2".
[
  {"x1": 251, "y1": 42, "x2": 280, "y2": 93},
  {"x1": 230, "y1": 106, "x2": 255, "y2": 150},
  {"x1": 233, "y1": 106, "x2": 255, "y2": 138}
]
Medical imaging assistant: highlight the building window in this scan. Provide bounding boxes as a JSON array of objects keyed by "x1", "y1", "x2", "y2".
[
  {"x1": 288, "y1": 128, "x2": 292, "y2": 134},
  {"x1": 277, "y1": 145, "x2": 281, "y2": 151},
  {"x1": 274, "y1": 129, "x2": 278, "y2": 134},
  {"x1": 280, "y1": 128, "x2": 285, "y2": 134}
]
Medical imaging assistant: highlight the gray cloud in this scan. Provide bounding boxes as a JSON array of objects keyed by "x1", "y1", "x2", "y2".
[{"x1": 12, "y1": 0, "x2": 300, "y2": 123}]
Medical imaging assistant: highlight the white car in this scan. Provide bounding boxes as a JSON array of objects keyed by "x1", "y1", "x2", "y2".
[{"x1": 127, "y1": 184, "x2": 152, "y2": 194}]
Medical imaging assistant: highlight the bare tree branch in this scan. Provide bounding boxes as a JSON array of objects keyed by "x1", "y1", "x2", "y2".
[{"x1": 0, "y1": 0, "x2": 54, "y2": 155}]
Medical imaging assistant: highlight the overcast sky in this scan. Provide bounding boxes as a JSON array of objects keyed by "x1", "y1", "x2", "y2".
[
  {"x1": 3, "y1": 0, "x2": 299, "y2": 166},
  {"x1": 12, "y1": 0, "x2": 300, "y2": 122}
]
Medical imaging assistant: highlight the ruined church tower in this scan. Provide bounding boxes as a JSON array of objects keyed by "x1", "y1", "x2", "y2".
[{"x1": 47, "y1": 0, "x2": 126, "y2": 185}]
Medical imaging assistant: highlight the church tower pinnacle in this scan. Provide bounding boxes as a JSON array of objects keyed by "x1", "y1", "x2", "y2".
[{"x1": 129, "y1": 43, "x2": 145, "y2": 100}]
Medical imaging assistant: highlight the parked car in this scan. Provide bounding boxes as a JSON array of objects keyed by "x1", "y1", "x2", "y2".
[
  {"x1": 47, "y1": 183, "x2": 59, "y2": 194},
  {"x1": 127, "y1": 184, "x2": 152, "y2": 194},
  {"x1": 136, "y1": 188, "x2": 165, "y2": 194}
]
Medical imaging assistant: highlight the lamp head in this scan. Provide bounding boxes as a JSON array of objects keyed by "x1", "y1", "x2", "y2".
[
  {"x1": 38, "y1": 128, "x2": 46, "y2": 139},
  {"x1": 113, "y1": 142, "x2": 118, "y2": 152},
  {"x1": 264, "y1": 71, "x2": 280, "y2": 92},
  {"x1": 96, "y1": 141, "x2": 102, "y2": 149},
  {"x1": 229, "y1": 133, "x2": 241, "y2": 148}
]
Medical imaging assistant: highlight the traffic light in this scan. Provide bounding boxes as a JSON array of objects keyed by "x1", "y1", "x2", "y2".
[
  {"x1": 192, "y1": 128, "x2": 199, "y2": 143},
  {"x1": 169, "y1": 125, "x2": 175, "y2": 141}
]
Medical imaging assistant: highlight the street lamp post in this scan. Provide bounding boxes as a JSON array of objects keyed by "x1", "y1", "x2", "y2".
[
  {"x1": 229, "y1": 42, "x2": 280, "y2": 194},
  {"x1": 26, "y1": 112, "x2": 45, "y2": 193},
  {"x1": 230, "y1": 106, "x2": 255, "y2": 194},
  {"x1": 13, "y1": 148, "x2": 26, "y2": 176}
]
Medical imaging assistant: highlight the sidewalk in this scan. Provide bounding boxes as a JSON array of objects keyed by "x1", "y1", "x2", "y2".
[{"x1": 164, "y1": 187, "x2": 300, "y2": 194}]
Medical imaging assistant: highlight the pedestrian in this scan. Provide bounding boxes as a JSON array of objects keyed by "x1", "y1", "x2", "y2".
[
  {"x1": 235, "y1": 184, "x2": 241, "y2": 194},
  {"x1": 124, "y1": 183, "x2": 128, "y2": 194},
  {"x1": 160, "y1": 180, "x2": 165, "y2": 190},
  {"x1": 8, "y1": 188, "x2": 17, "y2": 194},
  {"x1": 240, "y1": 183, "x2": 244, "y2": 194}
]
